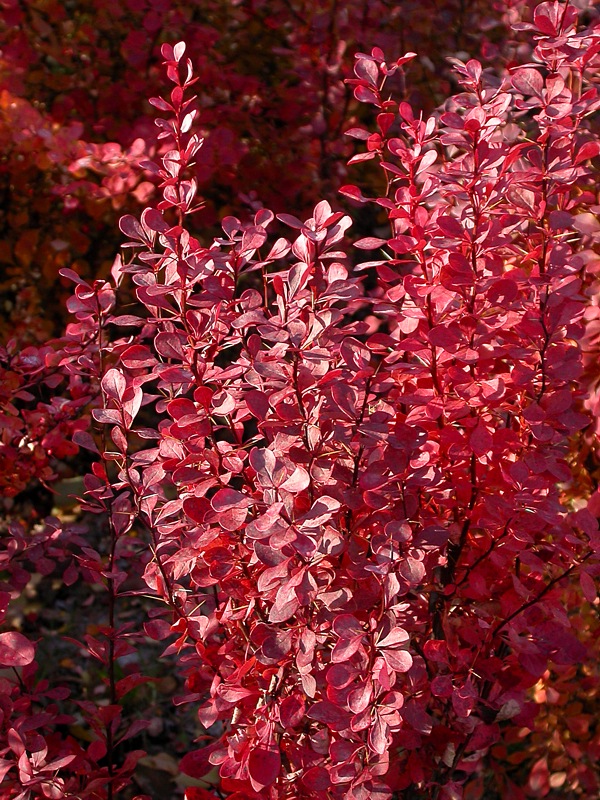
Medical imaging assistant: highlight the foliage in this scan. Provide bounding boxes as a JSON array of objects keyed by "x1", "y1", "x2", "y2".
[
  {"x1": 0, "y1": 0, "x2": 514, "y2": 346},
  {"x1": 0, "y1": 1, "x2": 600, "y2": 799}
]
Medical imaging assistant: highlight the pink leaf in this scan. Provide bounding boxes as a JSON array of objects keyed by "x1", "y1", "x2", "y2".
[
  {"x1": 416, "y1": 149, "x2": 437, "y2": 174},
  {"x1": 121, "y1": 345, "x2": 157, "y2": 369},
  {"x1": 332, "y1": 614, "x2": 363, "y2": 638},
  {"x1": 331, "y1": 636, "x2": 363, "y2": 663},
  {"x1": 533, "y1": 3, "x2": 559, "y2": 35},
  {"x1": 155, "y1": 332, "x2": 185, "y2": 360},
  {"x1": 399, "y1": 557, "x2": 425, "y2": 585},
  {"x1": 348, "y1": 682, "x2": 373, "y2": 713}
]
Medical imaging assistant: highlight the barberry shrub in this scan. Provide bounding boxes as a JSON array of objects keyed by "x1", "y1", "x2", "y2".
[{"x1": 1, "y1": 1, "x2": 600, "y2": 798}]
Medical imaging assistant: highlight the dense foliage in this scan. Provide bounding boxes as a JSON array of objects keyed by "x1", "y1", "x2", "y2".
[{"x1": 1, "y1": 1, "x2": 600, "y2": 799}]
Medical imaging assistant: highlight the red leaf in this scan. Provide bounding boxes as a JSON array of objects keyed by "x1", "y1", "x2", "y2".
[
  {"x1": 368, "y1": 715, "x2": 389, "y2": 755},
  {"x1": 141, "y1": 207, "x2": 169, "y2": 233},
  {"x1": 211, "y1": 488, "x2": 253, "y2": 512},
  {"x1": 399, "y1": 557, "x2": 425, "y2": 585},
  {"x1": 416, "y1": 149, "x2": 437, "y2": 174},
  {"x1": 0, "y1": 631, "x2": 35, "y2": 667},
  {"x1": 388, "y1": 235, "x2": 417, "y2": 254},
  {"x1": 354, "y1": 58, "x2": 379, "y2": 86},
  {"x1": 580, "y1": 571, "x2": 597, "y2": 603},
  {"x1": 121, "y1": 345, "x2": 157, "y2": 369},
  {"x1": 574, "y1": 141, "x2": 600, "y2": 166},
  {"x1": 354, "y1": 84, "x2": 380, "y2": 105},
  {"x1": 377, "y1": 627, "x2": 409, "y2": 648},
  {"x1": 217, "y1": 506, "x2": 250, "y2": 532},
  {"x1": 279, "y1": 694, "x2": 306, "y2": 728},
  {"x1": 302, "y1": 766, "x2": 330, "y2": 791},
  {"x1": 155, "y1": 332, "x2": 186, "y2": 359},
  {"x1": 72, "y1": 431, "x2": 99, "y2": 455},
  {"x1": 277, "y1": 213, "x2": 304, "y2": 230},
  {"x1": 269, "y1": 584, "x2": 300, "y2": 623},
  {"x1": 437, "y1": 216, "x2": 464, "y2": 238},
  {"x1": 280, "y1": 466, "x2": 310, "y2": 493},
  {"x1": 348, "y1": 682, "x2": 373, "y2": 713},
  {"x1": 119, "y1": 214, "x2": 147, "y2": 243},
  {"x1": 331, "y1": 636, "x2": 363, "y2": 663},
  {"x1": 470, "y1": 421, "x2": 493, "y2": 457},
  {"x1": 382, "y1": 649, "x2": 413, "y2": 672},
  {"x1": 265, "y1": 237, "x2": 291, "y2": 261},
  {"x1": 428, "y1": 324, "x2": 463, "y2": 350},
  {"x1": 533, "y1": 3, "x2": 559, "y2": 35},
  {"x1": 339, "y1": 184, "x2": 370, "y2": 203},
  {"x1": 183, "y1": 496, "x2": 210, "y2": 524},
  {"x1": 511, "y1": 68, "x2": 543, "y2": 96},
  {"x1": 248, "y1": 747, "x2": 280, "y2": 792},
  {"x1": 354, "y1": 237, "x2": 388, "y2": 249},
  {"x1": 299, "y1": 496, "x2": 341, "y2": 528},
  {"x1": 101, "y1": 368, "x2": 127, "y2": 400},
  {"x1": 245, "y1": 390, "x2": 270, "y2": 420},
  {"x1": 179, "y1": 744, "x2": 220, "y2": 779},
  {"x1": 241, "y1": 226, "x2": 268, "y2": 254},
  {"x1": 307, "y1": 700, "x2": 351, "y2": 729}
]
